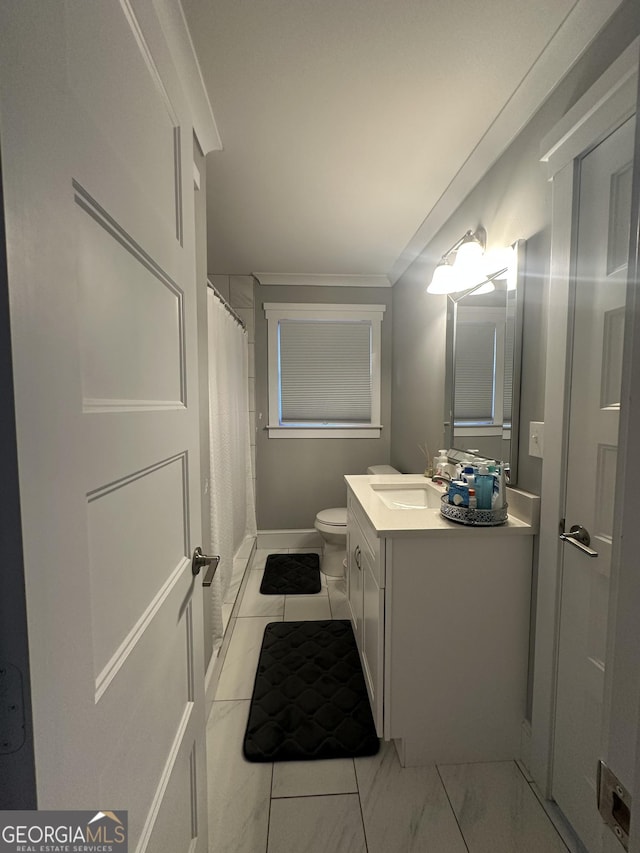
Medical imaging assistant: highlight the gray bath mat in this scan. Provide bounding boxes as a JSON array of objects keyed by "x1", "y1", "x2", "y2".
[{"x1": 260, "y1": 553, "x2": 321, "y2": 595}]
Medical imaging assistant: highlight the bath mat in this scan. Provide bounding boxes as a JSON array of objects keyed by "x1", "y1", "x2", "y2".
[
  {"x1": 260, "y1": 553, "x2": 321, "y2": 595},
  {"x1": 243, "y1": 619, "x2": 380, "y2": 762}
]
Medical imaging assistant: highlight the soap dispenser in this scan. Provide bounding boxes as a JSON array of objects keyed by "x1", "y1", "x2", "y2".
[{"x1": 434, "y1": 450, "x2": 448, "y2": 477}]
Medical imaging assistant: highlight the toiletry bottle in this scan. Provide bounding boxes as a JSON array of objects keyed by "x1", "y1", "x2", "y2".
[
  {"x1": 468, "y1": 488, "x2": 477, "y2": 510},
  {"x1": 448, "y1": 480, "x2": 469, "y2": 507},
  {"x1": 462, "y1": 466, "x2": 475, "y2": 487},
  {"x1": 488, "y1": 464, "x2": 498, "y2": 508},
  {"x1": 475, "y1": 466, "x2": 493, "y2": 510},
  {"x1": 491, "y1": 464, "x2": 506, "y2": 509},
  {"x1": 498, "y1": 465, "x2": 506, "y2": 508}
]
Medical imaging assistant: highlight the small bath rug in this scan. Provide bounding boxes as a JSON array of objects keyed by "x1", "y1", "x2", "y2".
[
  {"x1": 260, "y1": 553, "x2": 321, "y2": 595},
  {"x1": 243, "y1": 619, "x2": 380, "y2": 762}
]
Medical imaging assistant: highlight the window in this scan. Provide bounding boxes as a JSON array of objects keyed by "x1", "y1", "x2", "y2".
[{"x1": 264, "y1": 303, "x2": 386, "y2": 438}]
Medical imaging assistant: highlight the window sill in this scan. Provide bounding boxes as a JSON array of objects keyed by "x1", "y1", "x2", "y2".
[{"x1": 267, "y1": 425, "x2": 382, "y2": 439}]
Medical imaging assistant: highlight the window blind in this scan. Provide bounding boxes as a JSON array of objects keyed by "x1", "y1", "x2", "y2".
[
  {"x1": 278, "y1": 320, "x2": 372, "y2": 423},
  {"x1": 454, "y1": 323, "x2": 496, "y2": 422},
  {"x1": 503, "y1": 315, "x2": 514, "y2": 423}
]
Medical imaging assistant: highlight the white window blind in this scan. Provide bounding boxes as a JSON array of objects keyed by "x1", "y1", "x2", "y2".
[
  {"x1": 454, "y1": 323, "x2": 496, "y2": 422},
  {"x1": 279, "y1": 320, "x2": 372, "y2": 423},
  {"x1": 504, "y1": 316, "x2": 514, "y2": 423}
]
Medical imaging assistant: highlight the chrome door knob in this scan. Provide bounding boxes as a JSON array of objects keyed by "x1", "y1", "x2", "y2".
[{"x1": 191, "y1": 547, "x2": 221, "y2": 586}]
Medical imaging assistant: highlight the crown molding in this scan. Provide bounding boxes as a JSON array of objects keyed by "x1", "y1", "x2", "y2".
[
  {"x1": 153, "y1": 0, "x2": 222, "y2": 154},
  {"x1": 254, "y1": 273, "x2": 391, "y2": 288},
  {"x1": 540, "y1": 36, "x2": 639, "y2": 176}
]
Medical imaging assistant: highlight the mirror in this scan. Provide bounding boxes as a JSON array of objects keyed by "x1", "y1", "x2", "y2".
[{"x1": 444, "y1": 240, "x2": 525, "y2": 484}]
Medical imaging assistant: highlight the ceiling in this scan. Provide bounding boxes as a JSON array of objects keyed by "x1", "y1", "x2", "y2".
[{"x1": 181, "y1": 0, "x2": 616, "y2": 282}]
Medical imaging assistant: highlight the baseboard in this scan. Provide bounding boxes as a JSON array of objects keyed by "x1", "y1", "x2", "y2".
[
  {"x1": 519, "y1": 719, "x2": 533, "y2": 780},
  {"x1": 204, "y1": 646, "x2": 220, "y2": 709},
  {"x1": 528, "y1": 782, "x2": 589, "y2": 853},
  {"x1": 257, "y1": 528, "x2": 323, "y2": 549}
]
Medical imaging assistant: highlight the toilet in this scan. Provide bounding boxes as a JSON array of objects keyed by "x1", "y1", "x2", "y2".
[{"x1": 314, "y1": 465, "x2": 399, "y2": 577}]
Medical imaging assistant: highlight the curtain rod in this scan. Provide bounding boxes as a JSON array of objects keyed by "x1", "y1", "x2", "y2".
[{"x1": 206, "y1": 279, "x2": 246, "y2": 330}]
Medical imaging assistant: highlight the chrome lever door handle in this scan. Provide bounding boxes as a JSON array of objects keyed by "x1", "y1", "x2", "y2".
[
  {"x1": 560, "y1": 525, "x2": 598, "y2": 558},
  {"x1": 191, "y1": 547, "x2": 221, "y2": 586}
]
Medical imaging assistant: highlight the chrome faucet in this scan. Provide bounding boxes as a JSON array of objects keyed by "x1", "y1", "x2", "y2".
[{"x1": 431, "y1": 472, "x2": 452, "y2": 485}]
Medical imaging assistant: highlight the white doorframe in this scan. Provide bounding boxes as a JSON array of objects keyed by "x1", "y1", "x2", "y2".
[
  {"x1": 613, "y1": 71, "x2": 640, "y2": 853},
  {"x1": 530, "y1": 35, "x2": 639, "y2": 802}
]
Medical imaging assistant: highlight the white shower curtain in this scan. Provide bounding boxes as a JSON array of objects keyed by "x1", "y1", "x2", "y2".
[{"x1": 207, "y1": 288, "x2": 256, "y2": 651}]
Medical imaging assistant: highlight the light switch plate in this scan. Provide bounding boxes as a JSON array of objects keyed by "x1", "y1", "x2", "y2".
[{"x1": 529, "y1": 421, "x2": 544, "y2": 458}]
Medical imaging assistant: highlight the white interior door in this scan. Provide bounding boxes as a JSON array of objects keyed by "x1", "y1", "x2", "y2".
[
  {"x1": 0, "y1": 3, "x2": 208, "y2": 851},
  {"x1": 552, "y1": 115, "x2": 634, "y2": 851}
]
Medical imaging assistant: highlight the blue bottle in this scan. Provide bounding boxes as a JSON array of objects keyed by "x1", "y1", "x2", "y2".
[{"x1": 475, "y1": 466, "x2": 494, "y2": 510}]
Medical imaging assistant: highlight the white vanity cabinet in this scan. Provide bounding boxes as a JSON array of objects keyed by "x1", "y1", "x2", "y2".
[
  {"x1": 345, "y1": 475, "x2": 539, "y2": 767},
  {"x1": 347, "y1": 493, "x2": 384, "y2": 735}
]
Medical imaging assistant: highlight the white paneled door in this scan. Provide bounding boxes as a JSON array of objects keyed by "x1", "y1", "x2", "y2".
[
  {"x1": 552, "y1": 116, "x2": 634, "y2": 851},
  {"x1": 0, "y1": 3, "x2": 208, "y2": 851}
]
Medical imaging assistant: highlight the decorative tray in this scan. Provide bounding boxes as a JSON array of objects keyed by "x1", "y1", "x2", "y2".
[{"x1": 440, "y1": 494, "x2": 508, "y2": 527}]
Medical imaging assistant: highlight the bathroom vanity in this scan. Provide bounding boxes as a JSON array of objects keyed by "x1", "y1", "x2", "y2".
[{"x1": 345, "y1": 473, "x2": 539, "y2": 767}]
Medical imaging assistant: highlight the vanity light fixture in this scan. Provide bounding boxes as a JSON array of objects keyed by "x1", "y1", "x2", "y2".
[
  {"x1": 426, "y1": 227, "x2": 486, "y2": 295},
  {"x1": 426, "y1": 227, "x2": 515, "y2": 297}
]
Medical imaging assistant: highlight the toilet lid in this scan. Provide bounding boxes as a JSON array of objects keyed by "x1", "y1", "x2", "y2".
[{"x1": 316, "y1": 507, "x2": 347, "y2": 527}]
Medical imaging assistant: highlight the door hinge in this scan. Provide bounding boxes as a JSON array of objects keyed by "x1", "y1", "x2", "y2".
[
  {"x1": 0, "y1": 662, "x2": 26, "y2": 754},
  {"x1": 597, "y1": 760, "x2": 631, "y2": 850}
]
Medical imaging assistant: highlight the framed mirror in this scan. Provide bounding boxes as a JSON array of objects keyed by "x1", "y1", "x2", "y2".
[{"x1": 444, "y1": 240, "x2": 525, "y2": 484}]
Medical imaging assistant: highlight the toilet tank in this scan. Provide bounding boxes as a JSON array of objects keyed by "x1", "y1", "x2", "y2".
[{"x1": 366, "y1": 465, "x2": 399, "y2": 475}]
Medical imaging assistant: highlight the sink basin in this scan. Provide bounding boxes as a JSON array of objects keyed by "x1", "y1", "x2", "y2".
[{"x1": 372, "y1": 484, "x2": 442, "y2": 509}]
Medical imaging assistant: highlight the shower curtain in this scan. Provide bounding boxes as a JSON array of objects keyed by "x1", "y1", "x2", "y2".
[{"x1": 207, "y1": 288, "x2": 256, "y2": 652}]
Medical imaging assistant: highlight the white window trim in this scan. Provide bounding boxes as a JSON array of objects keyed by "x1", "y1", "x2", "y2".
[{"x1": 264, "y1": 302, "x2": 386, "y2": 438}]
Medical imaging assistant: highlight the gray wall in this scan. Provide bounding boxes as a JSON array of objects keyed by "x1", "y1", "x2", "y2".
[
  {"x1": 391, "y1": 0, "x2": 640, "y2": 497},
  {"x1": 254, "y1": 284, "x2": 393, "y2": 529}
]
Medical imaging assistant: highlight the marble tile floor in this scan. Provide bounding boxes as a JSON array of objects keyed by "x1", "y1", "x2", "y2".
[{"x1": 206, "y1": 548, "x2": 572, "y2": 853}]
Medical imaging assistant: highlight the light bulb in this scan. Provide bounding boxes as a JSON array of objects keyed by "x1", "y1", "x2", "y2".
[
  {"x1": 454, "y1": 239, "x2": 484, "y2": 269},
  {"x1": 427, "y1": 259, "x2": 458, "y2": 294}
]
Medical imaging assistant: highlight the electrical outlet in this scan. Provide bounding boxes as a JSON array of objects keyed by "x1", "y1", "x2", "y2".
[{"x1": 529, "y1": 421, "x2": 544, "y2": 458}]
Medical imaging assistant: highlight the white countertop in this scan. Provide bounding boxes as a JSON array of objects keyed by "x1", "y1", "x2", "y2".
[{"x1": 345, "y1": 474, "x2": 540, "y2": 537}]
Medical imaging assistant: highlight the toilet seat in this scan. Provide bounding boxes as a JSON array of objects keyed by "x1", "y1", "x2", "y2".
[{"x1": 315, "y1": 507, "x2": 347, "y2": 528}]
